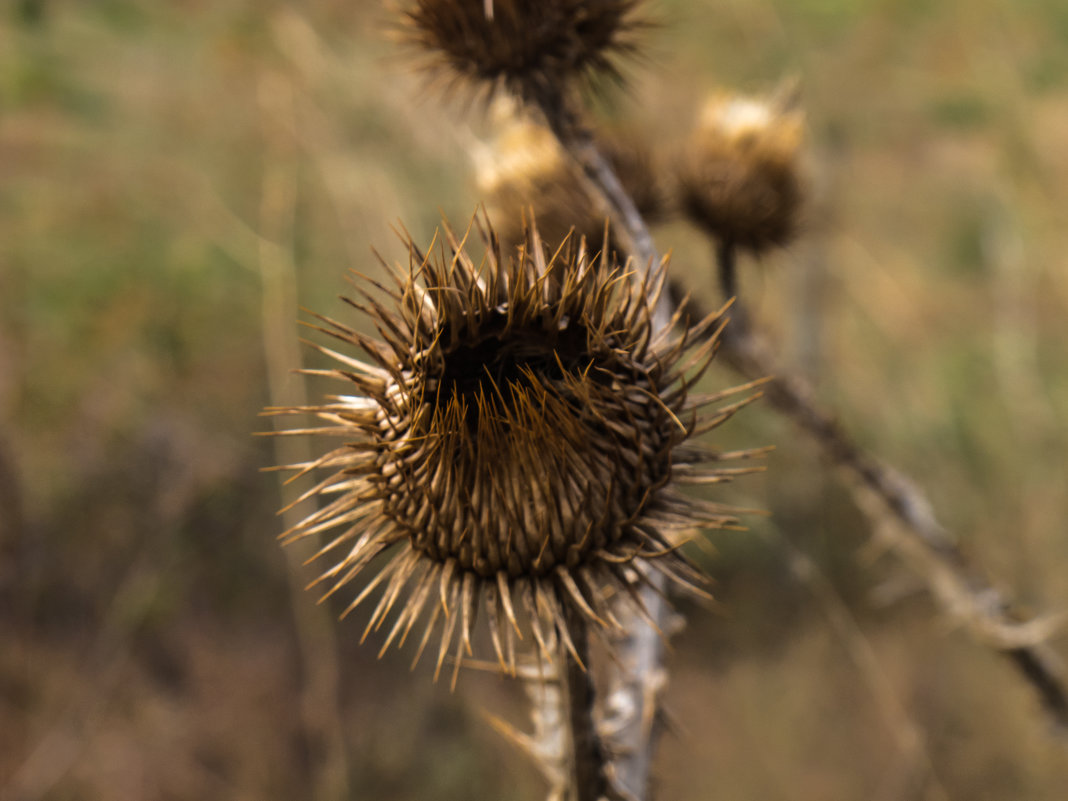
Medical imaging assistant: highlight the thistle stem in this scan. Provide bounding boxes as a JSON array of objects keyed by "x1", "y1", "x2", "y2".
[
  {"x1": 714, "y1": 236, "x2": 752, "y2": 338},
  {"x1": 604, "y1": 580, "x2": 668, "y2": 800},
  {"x1": 532, "y1": 87, "x2": 677, "y2": 801},
  {"x1": 534, "y1": 88, "x2": 673, "y2": 333},
  {"x1": 716, "y1": 236, "x2": 737, "y2": 303},
  {"x1": 561, "y1": 613, "x2": 607, "y2": 801}
]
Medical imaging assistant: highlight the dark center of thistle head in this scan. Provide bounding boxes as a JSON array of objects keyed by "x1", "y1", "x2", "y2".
[{"x1": 435, "y1": 313, "x2": 594, "y2": 426}]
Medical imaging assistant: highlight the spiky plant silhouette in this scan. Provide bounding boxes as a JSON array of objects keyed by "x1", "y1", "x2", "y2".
[
  {"x1": 400, "y1": 0, "x2": 648, "y2": 104},
  {"x1": 268, "y1": 216, "x2": 760, "y2": 687}
]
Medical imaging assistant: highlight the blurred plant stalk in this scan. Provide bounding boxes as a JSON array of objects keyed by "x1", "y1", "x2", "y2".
[
  {"x1": 709, "y1": 249, "x2": 1068, "y2": 733},
  {"x1": 257, "y1": 72, "x2": 351, "y2": 801}
]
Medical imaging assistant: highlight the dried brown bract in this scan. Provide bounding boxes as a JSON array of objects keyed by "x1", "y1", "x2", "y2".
[
  {"x1": 678, "y1": 91, "x2": 805, "y2": 253},
  {"x1": 477, "y1": 107, "x2": 664, "y2": 253},
  {"x1": 400, "y1": 0, "x2": 648, "y2": 104},
  {"x1": 268, "y1": 214, "x2": 761, "y2": 683}
]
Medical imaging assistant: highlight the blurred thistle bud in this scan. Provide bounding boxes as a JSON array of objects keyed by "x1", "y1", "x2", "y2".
[
  {"x1": 399, "y1": 0, "x2": 649, "y2": 104},
  {"x1": 677, "y1": 87, "x2": 805, "y2": 253},
  {"x1": 475, "y1": 100, "x2": 664, "y2": 254},
  {"x1": 267, "y1": 213, "x2": 762, "y2": 683}
]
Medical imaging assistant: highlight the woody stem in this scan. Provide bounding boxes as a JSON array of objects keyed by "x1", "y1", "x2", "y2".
[{"x1": 533, "y1": 86, "x2": 675, "y2": 801}]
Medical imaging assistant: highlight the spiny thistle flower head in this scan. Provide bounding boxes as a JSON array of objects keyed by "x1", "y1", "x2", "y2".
[
  {"x1": 270, "y1": 214, "x2": 762, "y2": 683},
  {"x1": 400, "y1": 0, "x2": 649, "y2": 104},
  {"x1": 678, "y1": 89, "x2": 805, "y2": 253}
]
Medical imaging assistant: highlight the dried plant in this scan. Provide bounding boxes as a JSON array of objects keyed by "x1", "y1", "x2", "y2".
[
  {"x1": 676, "y1": 88, "x2": 806, "y2": 302},
  {"x1": 399, "y1": 0, "x2": 648, "y2": 104},
  {"x1": 267, "y1": 216, "x2": 761, "y2": 688},
  {"x1": 477, "y1": 104, "x2": 665, "y2": 255},
  {"x1": 677, "y1": 90, "x2": 805, "y2": 256}
]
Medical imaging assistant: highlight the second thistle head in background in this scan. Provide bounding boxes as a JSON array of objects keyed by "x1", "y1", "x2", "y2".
[
  {"x1": 677, "y1": 86, "x2": 806, "y2": 255},
  {"x1": 473, "y1": 98, "x2": 665, "y2": 255}
]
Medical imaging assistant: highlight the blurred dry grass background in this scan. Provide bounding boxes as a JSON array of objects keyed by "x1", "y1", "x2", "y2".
[{"x1": 2, "y1": 1, "x2": 1067, "y2": 799}]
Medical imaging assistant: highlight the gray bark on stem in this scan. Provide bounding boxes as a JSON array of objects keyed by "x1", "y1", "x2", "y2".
[
  {"x1": 561, "y1": 610, "x2": 609, "y2": 801},
  {"x1": 602, "y1": 576, "x2": 670, "y2": 801}
]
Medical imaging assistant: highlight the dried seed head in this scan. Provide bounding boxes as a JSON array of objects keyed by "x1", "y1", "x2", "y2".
[
  {"x1": 400, "y1": 0, "x2": 648, "y2": 104},
  {"x1": 678, "y1": 90, "x2": 805, "y2": 253},
  {"x1": 476, "y1": 104, "x2": 664, "y2": 253},
  {"x1": 269, "y1": 214, "x2": 760, "y2": 681}
]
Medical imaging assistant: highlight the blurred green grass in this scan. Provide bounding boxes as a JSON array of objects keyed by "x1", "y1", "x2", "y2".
[{"x1": 2, "y1": 1, "x2": 1067, "y2": 800}]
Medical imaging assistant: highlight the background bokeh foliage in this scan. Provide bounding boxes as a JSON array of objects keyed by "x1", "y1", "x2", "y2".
[{"x1": 2, "y1": 1, "x2": 1067, "y2": 799}]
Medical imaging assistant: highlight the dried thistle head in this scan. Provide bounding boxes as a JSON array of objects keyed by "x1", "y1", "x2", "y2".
[
  {"x1": 269, "y1": 214, "x2": 761, "y2": 683},
  {"x1": 678, "y1": 89, "x2": 805, "y2": 253},
  {"x1": 399, "y1": 0, "x2": 649, "y2": 104},
  {"x1": 476, "y1": 104, "x2": 664, "y2": 252}
]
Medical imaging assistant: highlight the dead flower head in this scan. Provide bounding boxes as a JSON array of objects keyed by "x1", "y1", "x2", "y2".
[
  {"x1": 269, "y1": 214, "x2": 762, "y2": 683},
  {"x1": 476, "y1": 103, "x2": 665, "y2": 255},
  {"x1": 678, "y1": 89, "x2": 805, "y2": 253},
  {"x1": 400, "y1": 0, "x2": 649, "y2": 103}
]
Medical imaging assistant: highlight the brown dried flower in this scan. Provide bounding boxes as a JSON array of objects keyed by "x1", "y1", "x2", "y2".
[
  {"x1": 476, "y1": 104, "x2": 664, "y2": 254},
  {"x1": 678, "y1": 91, "x2": 805, "y2": 253},
  {"x1": 400, "y1": 0, "x2": 648, "y2": 103},
  {"x1": 269, "y1": 214, "x2": 761, "y2": 683}
]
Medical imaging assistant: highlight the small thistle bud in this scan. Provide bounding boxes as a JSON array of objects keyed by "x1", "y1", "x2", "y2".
[
  {"x1": 400, "y1": 0, "x2": 648, "y2": 103},
  {"x1": 268, "y1": 214, "x2": 761, "y2": 682},
  {"x1": 476, "y1": 104, "x2": 664, "y2": 253},
  {"x1": 678, "y1": 90, "x2": 805, "y2": 253}
]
